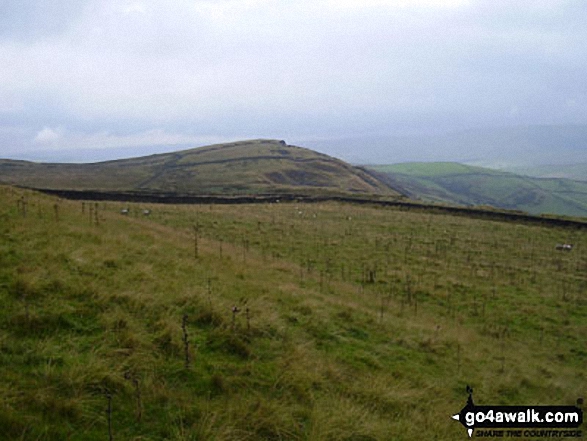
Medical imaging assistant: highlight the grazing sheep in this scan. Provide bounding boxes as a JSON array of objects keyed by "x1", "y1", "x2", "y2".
[
  {"x1": 143, "y1": 209, "x2": 151, "y2": 216},
  {"x1": 555, "y1": 243, "x2": 573, "y2": 251},
  {"x1": 120, "y1": 208, "x2": 129, "y2": 215}
]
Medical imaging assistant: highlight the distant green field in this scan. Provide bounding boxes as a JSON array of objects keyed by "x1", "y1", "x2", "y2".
[
  {"x1": 1, "y1": 186, "x2": 585, "y2": 439},
  {"x1": 375, "y1": 162, "x2": 502, "y2": 178},
  {"x1": 370, "y1": 162, "x2": 587, "y2": 217}
]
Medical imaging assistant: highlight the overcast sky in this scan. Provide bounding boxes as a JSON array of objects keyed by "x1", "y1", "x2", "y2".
[{"x1": 1, "y1": 0, "x2": 586, "y2": 162}]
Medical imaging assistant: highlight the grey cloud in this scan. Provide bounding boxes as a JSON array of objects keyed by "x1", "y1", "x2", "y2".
[
  {"x1": 1, "y1": 0, "x2": 586, "y2": 162},
  {"x1": 0, "y1": 0, "x2": 88, "y2": 41}
]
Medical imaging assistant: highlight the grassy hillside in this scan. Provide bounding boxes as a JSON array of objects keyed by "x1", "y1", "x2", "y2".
[
  {"x1": 0, "y1": 139, "x2": 398, "y2": 197},
  {"x1": 371, "y1": 162, "x2": 587, "y2": 217},
  {"x1": 1, "y1": 186, "x2": 585, "y2": 440}
]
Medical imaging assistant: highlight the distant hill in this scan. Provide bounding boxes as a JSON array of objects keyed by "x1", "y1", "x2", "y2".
[
  {"x1": 304, "y1": 125, "x2": 587, "y2": 166},
  {"x1": 369, "y1": 162, "x2": 587, "y2": 217},
  {"x1": 0, "y1": 139, "x2": 400, "y2": 197},
  {"x1": 498, "y1": 163, "x2": 587, "y2": 182}
]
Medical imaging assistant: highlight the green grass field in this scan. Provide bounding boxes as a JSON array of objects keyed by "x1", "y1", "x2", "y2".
[
  {"x1": 370, "y1": 162, "x2": 587, "y2": 217},
  {"x1": 0, "y1": 186, "x2": 585, "y2": 440}
]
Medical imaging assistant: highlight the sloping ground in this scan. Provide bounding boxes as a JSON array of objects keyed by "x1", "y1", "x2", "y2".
[
  {"x1": 1, "y1": 186, "x2": 585, "y2": 440},
  {"x1": 370, "y1": 162, "x2": 587, "y2": 217},
  {"x1": 0, "y1": 139, "x2": 399, "y2": 197}
]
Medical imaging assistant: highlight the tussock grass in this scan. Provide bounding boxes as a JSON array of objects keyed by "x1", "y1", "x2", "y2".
[{"x1": 0, "y1": 185, "x2": 585, "y2": 439}]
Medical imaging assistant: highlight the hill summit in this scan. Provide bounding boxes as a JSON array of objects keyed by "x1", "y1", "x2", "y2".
[{"x1": 0, "y1": 139, "x2": 399, "y2": 197}]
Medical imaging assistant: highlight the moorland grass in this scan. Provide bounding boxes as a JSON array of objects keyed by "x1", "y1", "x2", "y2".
[{"x1": 0, "y1": 185, "x2": 584, "y2": 440}]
